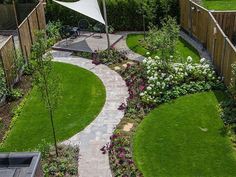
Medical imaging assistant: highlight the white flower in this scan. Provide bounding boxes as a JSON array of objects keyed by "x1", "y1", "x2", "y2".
[
  {"x1": 200, "y1": 58, "x2": 206, "y2": 63},
  {"x1": 146, "y1": 52, "x2": 150, "y2": 55},
  {"x1": 147, "y1": 86, "x2": 152, "y2": 90},
  {"x1": 187, "y1": 56, "x2": 192, "y2": 63},
  {"x1": 155, "y1": 56, "x2": 160, "y2": 60},
  {"x1": 140, "y1": 92, "x2": 145, "y2": 96}
]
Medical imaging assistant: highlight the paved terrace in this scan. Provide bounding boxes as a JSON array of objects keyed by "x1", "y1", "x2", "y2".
[{"x1": 53, "y1": 32, "x2": 123, "y2": 53}]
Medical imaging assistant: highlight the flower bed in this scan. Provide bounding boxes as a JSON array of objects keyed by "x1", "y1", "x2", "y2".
[
  {"x1": 96, "y1": 49, "x2": 226, "y2": 176},
  {"x1": 141, "y1": 56, "x2": 223, "y2": 104}
]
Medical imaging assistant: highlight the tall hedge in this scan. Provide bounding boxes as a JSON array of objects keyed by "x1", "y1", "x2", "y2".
[{"x1": 46, "y1": 0, "x2": 179, "y2": 31}]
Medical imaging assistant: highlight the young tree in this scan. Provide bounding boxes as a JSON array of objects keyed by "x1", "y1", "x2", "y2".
[
  {"x1": 145, "y1": 16, "x2": 180, "y2": 63},
  {"x1": 137, "y1": 0, "x2": 157, "y2": 38},
  {"x1": 30, "y1": 31, "x2": 61, "y2": 156}
]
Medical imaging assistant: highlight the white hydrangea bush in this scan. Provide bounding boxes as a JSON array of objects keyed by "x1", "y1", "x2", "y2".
[{"x1": 141, "y1": 55, "x2": 223, "y2": 104}]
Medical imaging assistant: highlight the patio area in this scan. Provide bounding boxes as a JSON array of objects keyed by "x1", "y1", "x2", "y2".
[{"x1": 52, "y1": 32, "x2": 123, "y2": 53}]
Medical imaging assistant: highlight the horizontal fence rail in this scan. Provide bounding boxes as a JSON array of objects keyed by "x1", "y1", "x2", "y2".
[{"x1": 180, "y1": 0, "x2": 236, "y2": 85}]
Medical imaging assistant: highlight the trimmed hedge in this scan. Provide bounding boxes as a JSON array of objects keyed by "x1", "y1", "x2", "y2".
[{"x1": 45, "y1": 0, "x2": 179, "y2": 31}]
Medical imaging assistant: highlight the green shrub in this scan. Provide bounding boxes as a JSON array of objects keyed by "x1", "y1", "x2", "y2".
[
  {"x1": 45, "y1": 0, "x2": 179, "y2": 31},
  {"x1": 7, "y1": 88, "x2": 23, "y2": 101},
  {"x1": 46, "y1": 21, "x2": 62, "y2": 47},
  {"x1": 0, "y1": 65, "x2": 7, "y2": 99},
  {"x1": 15, "y1": 49, "x2": 25, "y2": 74},
  {"x1": 145, "y1": 16, "x2": 180, "y2": 61},
  {"x1": 141, "y1": 56, "x2": 223, "y2": 104},
  {"x1": 97, "y1": 49, "x2": 127, "y2": 65},
  {"x1": 41, "y1": 144, "x2": 79, "y2": 177}
]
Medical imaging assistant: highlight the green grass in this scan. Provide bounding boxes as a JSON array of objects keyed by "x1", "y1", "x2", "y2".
[
  {"x1": 126, "y1": 34, "x2": 201, "y2": 63},
  {"x1": 133, "y1": 91, "x2": 236, "y2": 177},
  {"x1": 202, "y1": 0, "x2": 236, "y2": 10},
  {"x1": 1, "y1": 62, "x2": 106, "y2": 151}
]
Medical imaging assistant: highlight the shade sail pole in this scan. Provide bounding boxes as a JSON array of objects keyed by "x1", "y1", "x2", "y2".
[{"x1": 102, "y1": 0, "x2": 110, "y2": 50}]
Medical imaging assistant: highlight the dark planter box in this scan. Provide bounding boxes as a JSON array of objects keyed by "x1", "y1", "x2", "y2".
[{"x1": 0, "y1": 152, "x2": 43, "y2": 177}]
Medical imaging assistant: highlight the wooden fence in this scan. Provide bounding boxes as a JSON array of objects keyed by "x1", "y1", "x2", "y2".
[
  {"x1": 180, "y1": 0, "x2": 236, "y2": 85},
  {"x1": 0, "y1": 2, "x2": 46, "y2": 88},
  {"x1": 18, "y1": 2, "x2": 46, "y2": 61},
  {"x1": 212, "y1": 11, "x2": 236, "y2": 42}
]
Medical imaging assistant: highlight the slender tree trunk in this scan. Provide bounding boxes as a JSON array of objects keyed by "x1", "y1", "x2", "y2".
[
  {"x1": 143, "y1": 15, "x2": 146, "y2": 40},
  {"x1": 39, "y1": 57, "x2": 58, "y2": 157},
  {"x1": 49, "y1": 107, "x2": 58, "y2": 156}
]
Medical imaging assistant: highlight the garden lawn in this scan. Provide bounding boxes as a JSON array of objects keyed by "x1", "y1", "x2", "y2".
[
  {"x1": 1, "y1": 62, "x2": 106, "y2": 151},
  {"x1": 202, "y1": 0, "x2": 236, "y2": 10},
  {"x1": 133, "y1": 91, "x2": 236, "y2": 177},
  {"x1": 126, "y1": 34, "x2": 200, "y2": 63}
]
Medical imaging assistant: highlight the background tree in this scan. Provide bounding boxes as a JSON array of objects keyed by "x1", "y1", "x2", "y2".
[
  {"x1": 30, "y1": 31, "x2": 61, "y2": 156},
  {"x1": 145, "y1": 16, "x2": 180, "y2": 63}
]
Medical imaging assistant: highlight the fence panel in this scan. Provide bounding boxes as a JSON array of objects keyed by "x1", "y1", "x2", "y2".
[
  {"x1": 18, "y1": 2, "x2": 46, "y2": 61},
  {"x1": 18, "y1": 19, "x2": 32, "y2": 61},
  {"x1": 0, "y1": 36, "x2": 16, "y2": 87},
  {"x1": 0, "y1": 4, "x2": 16, "y2": 30},
  {"x1": 36, "y1": 2, "x2": 46, "y2": 30},
  {"x1": 180, "y1": 0, "x2": 190, "y2": 32},
  {"x1": 212, "y1": 12, "x2": 236, "y2": 41},
  {"x1": 28, "y1": 9, "x2": 39, "y2": 43}
]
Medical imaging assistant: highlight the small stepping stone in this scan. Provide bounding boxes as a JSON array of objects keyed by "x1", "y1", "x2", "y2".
[
  {"x1": 114, "y1": 66, "x2": 121, "y2": 71},
  {"x1": 127, "y1": 61, "x2": 135, "y2": 65},
  {"x1": 122, "y1": 63, "x2": 128, "y2": 68},
  {"x1": 123, "y1": 123, "x2": 133, "y2": 132}
]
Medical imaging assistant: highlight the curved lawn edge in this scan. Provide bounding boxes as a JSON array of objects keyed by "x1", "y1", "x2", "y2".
[
  {"x1": 133, "y1": 91, "x2": 236, "y2": 177},
  {"x1": 0, "y1": 62, "x2": 106, "y2": 151}
]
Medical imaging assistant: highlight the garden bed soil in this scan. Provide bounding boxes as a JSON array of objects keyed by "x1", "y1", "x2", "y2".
[{"x1": 0, "y1": 75, "x2": 32, "y2": 141}]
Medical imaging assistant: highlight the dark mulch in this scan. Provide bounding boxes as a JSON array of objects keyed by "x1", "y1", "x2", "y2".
[{"x1": 0, "y1": 75, "x2": 32, "y2": 141}]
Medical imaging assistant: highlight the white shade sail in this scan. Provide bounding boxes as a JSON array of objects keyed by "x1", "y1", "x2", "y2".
[{"x1": 53, "y1": 0, "x2": 105, "y2": 25}]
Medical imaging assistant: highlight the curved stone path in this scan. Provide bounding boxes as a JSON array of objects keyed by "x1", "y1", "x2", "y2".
[
  {"x1": 52, "y1": 50, "x2": 129, "y2": 177},
  {"x1": 114, "y1": 31, "x2": 145, "y2": 62}
]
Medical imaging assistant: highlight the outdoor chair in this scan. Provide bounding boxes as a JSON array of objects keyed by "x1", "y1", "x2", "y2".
[
  {"x1": 92, "y1": 23, "x2": 104, "y2": 38},
  {"x1": 60, "y1": 25, "x2": 73, "y2": 45},
  {"x1": 77, "y1": 19, "x2": 91, "y2": 36}
]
